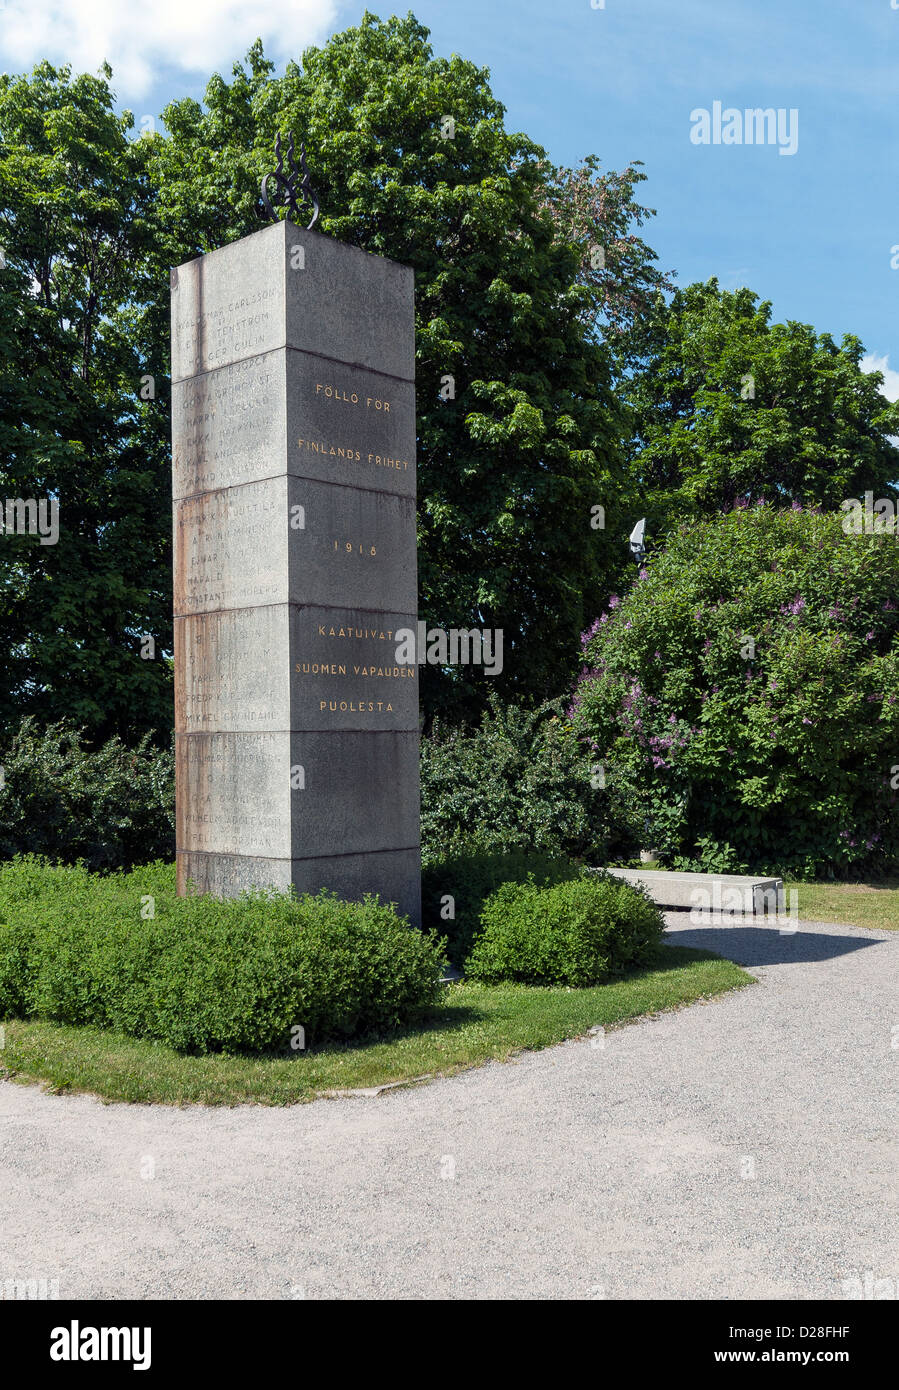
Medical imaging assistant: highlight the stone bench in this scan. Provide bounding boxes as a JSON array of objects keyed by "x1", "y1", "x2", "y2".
[{"x1": 601, "y1": 868, "x2": 785, "y2": 915}]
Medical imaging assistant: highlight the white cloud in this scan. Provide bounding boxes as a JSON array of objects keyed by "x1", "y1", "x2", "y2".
[
  {"x1": 0, "y1": 0, "x2": 339, "y2": 99},
  {"x1": 861, "y1": 353, "x2": 899, "y2": 404}
]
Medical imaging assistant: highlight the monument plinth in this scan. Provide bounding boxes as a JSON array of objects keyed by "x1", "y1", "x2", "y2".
[{"x1": 171, "y1": 218, "x2": 420, "y2": 923}]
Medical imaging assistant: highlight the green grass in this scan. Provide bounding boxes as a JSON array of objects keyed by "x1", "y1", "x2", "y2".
[
  {"x1": 0, "y1": 944, "x2": 750, "y2": 1106},
  {"x1": 786, "y1": 878, "x2": 899, "y2": 933}
]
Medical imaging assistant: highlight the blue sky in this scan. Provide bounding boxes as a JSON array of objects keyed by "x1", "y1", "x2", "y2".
[{"x1": 2, "y1": 0, "x2": 897, "y2": 395}]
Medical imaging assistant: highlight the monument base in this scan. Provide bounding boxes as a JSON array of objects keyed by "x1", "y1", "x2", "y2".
[{"x1": 177, "y1": 848, "x2": 422, "y2": 926}]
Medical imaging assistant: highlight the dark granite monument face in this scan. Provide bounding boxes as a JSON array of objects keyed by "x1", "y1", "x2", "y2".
[{"x1": 171, "y1": 219, "x2": 420, "y2": 924}]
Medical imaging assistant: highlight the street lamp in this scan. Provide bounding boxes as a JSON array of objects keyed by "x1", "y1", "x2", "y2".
[{"x1": 629, "y1": 517, "x2": 647, "y2": 564}]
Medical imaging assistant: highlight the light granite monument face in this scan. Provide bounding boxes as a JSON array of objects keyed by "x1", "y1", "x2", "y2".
[{"x1": 171, "y1": 219, "x2": 420, "y2": 924}]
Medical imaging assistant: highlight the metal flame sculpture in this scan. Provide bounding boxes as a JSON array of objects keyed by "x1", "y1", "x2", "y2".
[{"x1": 260, "y1": 132, "x2": 319, "y2": 230}]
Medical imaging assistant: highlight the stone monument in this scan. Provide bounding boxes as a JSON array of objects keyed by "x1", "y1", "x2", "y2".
[{"x1": 170, "y1": 138, "x2": 420, "y2": 923}]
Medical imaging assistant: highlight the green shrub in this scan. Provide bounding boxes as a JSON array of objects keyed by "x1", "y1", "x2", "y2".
[
  {"x1": 421, "y1": 695, "x2": 612, "y2": 864},
  {"x1": 0, "y1": 909, "x2": 34, "y2": 1018},
  {"x1": 466, "y1": 872, "x2": 665, "y2": 986},
  {"x1": 0, "y1": 719, "x2": 175, "y2": 871},
  {"x1": 421, "y1": 849, "x2": 584, "y2": 965},
  {"x1": 571, "y1": 505, "x2": 899, "y2": 877},
  {"x1": 0, "y1": 857, "x2": 445, "y2": 1053}
]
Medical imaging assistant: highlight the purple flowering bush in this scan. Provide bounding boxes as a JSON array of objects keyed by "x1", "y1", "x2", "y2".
[{"x1": 570, "y1": 504, "x2": 899, "y2": 877}]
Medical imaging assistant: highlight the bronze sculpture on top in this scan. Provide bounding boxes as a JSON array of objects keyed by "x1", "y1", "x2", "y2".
[{"x1": 259, "y1": 132, "x2": 320, "y2": 230}]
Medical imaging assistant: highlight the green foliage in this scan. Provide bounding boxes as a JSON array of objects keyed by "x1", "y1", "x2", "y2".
[
  {"x1": 0, "y1": 857, "x2": 445, "y2": 1052},
  {"x1": 0, "y1": 62, "x2": 173, "y2": 743},
  {"x1": 421, "y1": 695, "x2": 611, "y2": 863},
  {"x1": 539, "y1": 155, "x2": 673, "y2": 354},
  {"x1": 571, "y1": 504, "x2": 899, "y2": 877},
  {"x1": 0, "y1": 18, "x2": 675, "y2": 736},
  {"x1": 618, "y1": 279, "x2": 899, "y2": 531},
  {"x1": 148, "y1": 15, "x2": 654, "y2": 722},
  {"x1": 421, "y1": 848, "x2": 583, "y2": 965},
  {"x1": 0, "y1": 718, "x2": 174, "y2": 870},
  {"x1": 466, "y1": 871, "x2": 665, "y2": 986}
]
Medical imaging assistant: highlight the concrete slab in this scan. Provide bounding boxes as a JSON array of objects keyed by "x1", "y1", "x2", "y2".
[{"x1": 603, "y1": 867, "x2": 785, "y2": 915}]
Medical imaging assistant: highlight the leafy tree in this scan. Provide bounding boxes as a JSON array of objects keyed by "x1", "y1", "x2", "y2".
[
  {"x1": 619, "y1": 279, "x2": 899, "y2": 535},
  {"x1": 537, "y1": 154, "x2": 673, "y2": 360},
  {"x1": 0, "y1": 17, "x2": 673, "y2": 738},
  {"x1": 0, "y1": 61, "x2": 173, "y2": 743},
  {"x1": 570, "y1": 503, "x2": 899, "y2": 878},
  {"x1": 148, "y1": 14, "x2": 664, "y2": 722}
]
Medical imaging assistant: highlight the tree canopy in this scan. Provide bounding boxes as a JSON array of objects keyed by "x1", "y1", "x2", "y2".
[
  {"x1": 618, "y1": 278, "x2": 899, "y2": 539},
  {"x1": 0, "y1": 61, "x2": 172, "y2": 742},
  {"x1": 1, "y1": 15, "x2": 897, "y2": 746},
  {"x1": 1, "y1": 14, "x2": 667, "y2": 735},
  {"x1": 148, "y1": 14, "x2": 653, "y2": 722}
]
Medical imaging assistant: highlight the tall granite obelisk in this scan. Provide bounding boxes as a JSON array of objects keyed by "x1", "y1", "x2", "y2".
[{"x1": 170, "y1": 197, "x2": 420, "y2": 923}]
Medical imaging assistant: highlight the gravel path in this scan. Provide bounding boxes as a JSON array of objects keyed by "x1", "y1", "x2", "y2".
[{"x1": 1, "y1": 914, "x2": 896, "y2": 1300}]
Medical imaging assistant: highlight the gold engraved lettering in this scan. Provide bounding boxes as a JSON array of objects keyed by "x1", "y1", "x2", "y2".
[
  {"x1": 318, "y1": 700, "x2": 395, "y2": 713},
  {"x1": 320, "y1": 626, "x2": 394, "y2": 641},
  {"x1": 367, "y1": 453, "x2": 409, "y2": 471},
  {"x1": 314, "y1": 384, "x2": 391, "y2": 412},
  {"x1": 350, "y1": 665, "x2": 415, "y2": 680},
  {"x1": 295, "y1": 662, "x2": 347, "y2": 676},
  {"x1": 332, "y1": 539, "x2": 377, "y2": 555},
  {"x1": 297, "y1": 437, "x2": 362, "y2": 462}
]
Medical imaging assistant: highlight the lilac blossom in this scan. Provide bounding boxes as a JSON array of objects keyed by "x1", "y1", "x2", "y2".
[{"x1": 781, "y1": 595, "x2": 806, "y2": 616}]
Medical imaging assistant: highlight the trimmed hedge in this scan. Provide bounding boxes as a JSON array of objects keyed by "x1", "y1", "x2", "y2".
[
  {"x1": 0, "y1": 857, "x2": 445, "y2": 1053},
  {"x1": 466, "y1": 872, "x2": 665, "y2": 986},
  {"x1": 421, "y1": 849, "x2": 584, "y2": 965}
]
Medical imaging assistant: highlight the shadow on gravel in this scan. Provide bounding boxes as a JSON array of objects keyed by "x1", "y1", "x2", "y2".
[{"x1": 662, "y1": 919, "x2": 890, "y2": 967}]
